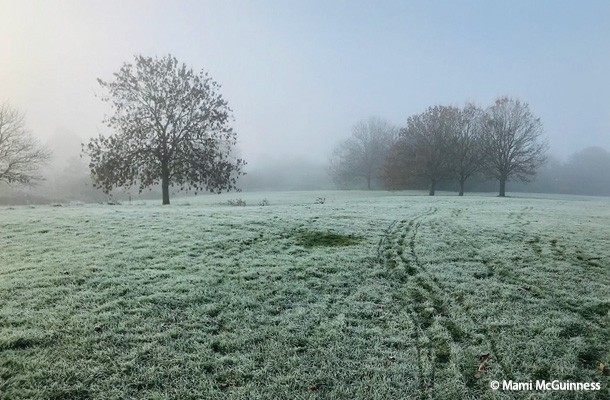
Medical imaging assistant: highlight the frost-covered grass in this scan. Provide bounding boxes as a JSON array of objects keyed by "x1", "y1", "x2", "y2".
[{"x1": 1, "y1": 191, "x2": 609, "y2": 399}]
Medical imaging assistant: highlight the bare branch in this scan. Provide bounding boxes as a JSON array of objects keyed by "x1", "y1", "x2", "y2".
[
  {"x1": 481, "y1": 97, "x2": 548, "y2": 196},
  {"x1": 0, "y1": 102, "x2": 51, "y2": 185},
  {"x1": 328, "y1": 117, "x2": 397, "y2": 189}
]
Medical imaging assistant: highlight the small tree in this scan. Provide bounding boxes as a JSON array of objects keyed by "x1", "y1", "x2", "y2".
[
  {"x1": 85, "y1": 54, "x2": 245, "y2": 205},
  {"x1": 398, "y1": 105, "x2": 457, "y2": 195},
  {"x1": 481, "y1": 97, "x2": 548, "y2": 197},
  {"x1": 450, "y1": 103, "x2": 485, "y2": 196},
  {"x1": 328, "y1": 117, "x2": 396, "y2": 189},
  {"x1": 0, "y1": 103, "x2": 50, "y2": 185}
]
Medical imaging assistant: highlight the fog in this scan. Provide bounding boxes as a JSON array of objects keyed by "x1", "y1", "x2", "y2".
[{"x1": 1, "y1": 1, "x2": 609, "y2": 202}]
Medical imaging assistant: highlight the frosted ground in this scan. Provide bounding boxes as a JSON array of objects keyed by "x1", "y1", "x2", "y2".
[{"x1": 1, "y1": 191, "x2": 609, "y2": 399}]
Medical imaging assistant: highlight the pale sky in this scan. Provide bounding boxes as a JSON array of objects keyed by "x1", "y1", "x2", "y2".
[{"x1": 1, "y1": 0, "x2": 609, "y2": 165}]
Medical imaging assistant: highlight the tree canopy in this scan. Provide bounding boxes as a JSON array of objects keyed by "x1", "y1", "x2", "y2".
[
  {"x1": 85, "y1": 54, "x2": 245, "y2": 204},
  {"x1": 481, "y1": 97, "x2": 548, "y2": 196},
  {"x1": 450, "y1": 103, "x2": 485, "y2": 196},
  {"x1": 391, "y1": 105, "x2": 458, "y2": 195}
]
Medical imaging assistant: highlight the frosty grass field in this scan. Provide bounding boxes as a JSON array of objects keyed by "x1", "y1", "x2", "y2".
[{"x1": 1, "y1": 190, "x2": 609, "y2": 399}]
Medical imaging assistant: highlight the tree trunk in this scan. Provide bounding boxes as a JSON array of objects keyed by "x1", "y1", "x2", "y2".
[
  {"x1": 499, "y1": 178, "x2": 506, "y2": 197},
  {"x1": 367, "y1": 176, "x2": 371, "y2": 190},
  {"x1": 161, "y1": 161, "x2": 170, "y2": 205},
  {"x1": 429, "y1": 181, "x2": 436, "y2": 196},
  {"x1": 459, "y1": 179, "x2": 465, "y2": 196}
]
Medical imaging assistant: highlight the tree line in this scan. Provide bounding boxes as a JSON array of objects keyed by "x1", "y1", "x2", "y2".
[
  {"x1": 329, "y1": 97, "x2": 549, "y2": 197},
  {"x1": 2, "y1": 52, "x2": 604, "y2": 203}
]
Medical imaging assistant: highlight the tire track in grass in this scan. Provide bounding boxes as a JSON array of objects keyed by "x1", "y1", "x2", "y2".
[
  {"x1": 380, "y1": 207, "x2": 509, "y2": 400},
  {"x1": 406, "y1": 219, "x2": 514, "y2": 385},
  {"x1": 498, "y1": 207, "x2": 610, "y2": 377},
  {"x1": 378, "y1": 207, "x2": 470, "y2": 399},
  {"x1": 376, "y1": 209, "x2": 434, "y2": 399},
  {"x1": 425, "y1": 207, "x2": 609, "y2": 397},
  {"x1": 401, "y1": 219, "x2": 482, "y2": 397},
  {"x1": 397, "y1": 220, "x2": 430, "y2": 399},
  {"x1": 472, "y1": 206, "x2": 609, "y2": 332},
  {"x1": 377, "y1": 217, "x2": 427, "y2": 399},
  {"x1": 377, "y1": 220, "x2": 398, "y2": 265},
  {"x1": 404, "y1": 211, "x2": 471, "y2": 399},
  {"x1": 512, "y1": 207, "x2": 610, "y2": 308}
]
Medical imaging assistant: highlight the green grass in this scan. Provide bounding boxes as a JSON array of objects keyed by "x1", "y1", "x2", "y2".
[
  {"x1": 1, "y1": 191, "x2": 609, "y2": 399},
  {"x1": 294, "y1": 231, "x2": 361, "y2": 248}
]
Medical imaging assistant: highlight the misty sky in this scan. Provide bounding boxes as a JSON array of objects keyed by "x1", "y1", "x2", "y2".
[{"x1": 1, "y1": 0, "x2": 609, "y2": 165}]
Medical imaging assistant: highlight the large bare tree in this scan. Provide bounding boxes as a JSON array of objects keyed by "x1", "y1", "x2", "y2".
[
  {"x1": 481, "y1": 97, "x2": 548, "y2": 197},
  {"x1": 398, "y1": 105, "x2": 458, "y2": 195},
  {"x1": 0, "y1": 103, "x2": 50, "y2": 185},
  {"x1": 85, "y1": 55, "x2": 245, "y2": 205},
  {"x1": 328, "y1": 117, "x2": 397, "y2": 189},
  {"x1": 450, "y1": 103, "x2": 485, "y2": 196}
]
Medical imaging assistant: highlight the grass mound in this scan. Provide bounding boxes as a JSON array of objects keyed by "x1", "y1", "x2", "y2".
[{"x1": 295, "y1": 231, "x2": 360, "y2": 248}]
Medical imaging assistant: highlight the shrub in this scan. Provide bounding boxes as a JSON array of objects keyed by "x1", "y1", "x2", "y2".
[{"x1": 226, "y1": 199, "x2": 246, "y2": 207}]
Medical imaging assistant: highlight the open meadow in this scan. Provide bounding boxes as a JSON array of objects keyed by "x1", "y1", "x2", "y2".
[{"x1": 1, "y1": 191, "x2": 609, "y2": 399}]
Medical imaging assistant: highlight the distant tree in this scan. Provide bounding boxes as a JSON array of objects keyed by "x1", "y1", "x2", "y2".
[
  {"x1": 561, "y1": 147, "x2": 610, "y2": 196},
  {"x1": 395, "y1": 105, "x2": 458, "y2": 195},
  {"x1": 85, "y1": 54, "x2": 245, "y2": 205},
  {"x1": 328, "y1": 117, "x2": 397, "y2": 189},
  {"x1": 481, "y1": 97, "x2": 548, "y2": 197},
  {"x1": 0, "y1": 102, "x2": 50, "y2": 185},
  {"x1": 450, "y1": 103, "x2": 485, "y2": 196}
]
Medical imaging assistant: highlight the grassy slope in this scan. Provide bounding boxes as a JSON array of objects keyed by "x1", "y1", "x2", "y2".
[{"x1": 0, "y1": 191, "x2": 609, "y2": 399}]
